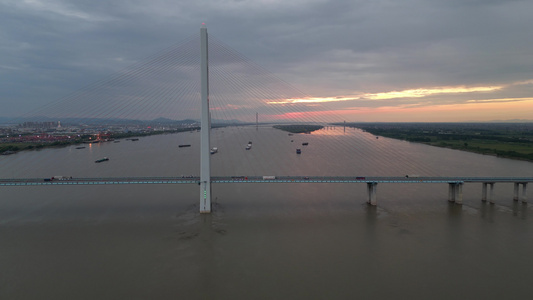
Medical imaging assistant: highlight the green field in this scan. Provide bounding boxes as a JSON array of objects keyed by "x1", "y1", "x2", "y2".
[
  {"x1": 342, "y1": 123, "x2": 533, "y2": 162},
  {"x1": 1, "y1": 142, "x2": 60, "y2": 153}
]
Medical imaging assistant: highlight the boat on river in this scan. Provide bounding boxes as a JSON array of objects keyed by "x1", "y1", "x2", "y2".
[{"x1": 95, "y1": 157, "x2": 109, "y2": 163}]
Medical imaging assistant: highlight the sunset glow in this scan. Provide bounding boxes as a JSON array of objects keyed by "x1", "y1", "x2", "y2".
[
  {"x1": 267, "y1": 84, "x2": 505, "y2": 105},
  {"x1": 364, "y1": 86, "x2": 503, "y2": 100},
  {"x1": 264, "y1": 96, "x2": 533, "y2": 122}
]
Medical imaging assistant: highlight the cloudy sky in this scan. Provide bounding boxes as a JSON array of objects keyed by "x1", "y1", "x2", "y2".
[{"x1": 1, "y1": 0, "x2": 533, "y2": 122}]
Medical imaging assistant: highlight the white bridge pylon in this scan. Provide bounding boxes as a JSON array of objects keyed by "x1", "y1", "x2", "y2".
[{"x1": 199, "y1": 24, "x2": 212, "y2": 213}]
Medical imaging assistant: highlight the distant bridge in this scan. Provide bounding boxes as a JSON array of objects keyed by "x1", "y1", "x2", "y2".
[{"x1": 2, "y1": 176, "x2": 530, "y2": 205}]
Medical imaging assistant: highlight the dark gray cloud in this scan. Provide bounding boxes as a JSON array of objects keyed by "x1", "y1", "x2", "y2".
[{"x1": 1, "y1": 0, "x2": 533, "y2": 120}]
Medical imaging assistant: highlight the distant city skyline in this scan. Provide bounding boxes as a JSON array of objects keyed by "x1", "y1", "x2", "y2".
[{"x1": 1, "y1": 0, "x2": 533, "y2": 122}]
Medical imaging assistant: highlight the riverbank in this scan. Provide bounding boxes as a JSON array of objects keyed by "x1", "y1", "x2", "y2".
[
  {"x1": 342, "y1": 122, "x2": 533, "y2": 162},
  {"x1": 0, "y1": 127, "x2": 200, "y2": 155}
]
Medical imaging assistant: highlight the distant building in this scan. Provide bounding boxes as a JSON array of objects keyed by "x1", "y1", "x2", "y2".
[{"x1": 20, "y1": 121, "x2": 59, "y2": 129}]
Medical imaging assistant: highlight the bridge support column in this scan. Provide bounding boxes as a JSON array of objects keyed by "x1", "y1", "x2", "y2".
[
  {"x1": 448, "y1": 183, "x2": 463, "y2": 204},
  {"x1": 367, "y1": 182, "x2": 377, "y2": 206},
  {"x1": 482, "y1": 182, "x2": 495, "y2": 203},
  {"x1": 199, "y1": 24, "x2": 212, "y2": 213},
  {"x1": 449, "y1": 183, "x2": 455, "y2": 202},
  {"x1": 513, "y1": 182, "x2": 528, "y2": 203},
  {"x1": 200, "y1": 180, "x2": 211, "y2": 213},
  {"x1": 521, "y1": 183, "x2": 528, "y2": 203},
  {"x1": 455, "y1": 183, "x2": 463, "y2": 204},
  {"x1": 488, "y1": 183, "x2": 495, "y2": 204}
]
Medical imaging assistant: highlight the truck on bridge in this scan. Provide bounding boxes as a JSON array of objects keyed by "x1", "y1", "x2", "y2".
[
  {"x1": 405, "y1": 174, "x2": 420, "y2": 178},
  {"x1": 47, "y1": 176, "x2": 73, "y2": 181}
]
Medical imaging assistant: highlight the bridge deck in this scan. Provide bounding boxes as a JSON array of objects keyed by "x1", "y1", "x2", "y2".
[{"x1": 1, "y1": 176, "x2": 532, "y2": 186}]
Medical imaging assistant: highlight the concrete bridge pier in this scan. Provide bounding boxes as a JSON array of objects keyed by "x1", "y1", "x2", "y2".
[
  {"x1": 513, "y1": 183, "x2": 520, "y2": 201},
  {"x1": 488, "y1": 183, "x2": 495, "y2": 203},
  {"x1": 448, "y1": 183, "x2": 455, "y2": 202},
  {"x1": 522, "y1": 183, "x2": 528, "y2": 203},
  {"x1": 199, "y1": 24, "x2": 212, "y2": 213},
  {"x1": 481, "y1": 183, "x2": 495, "y2": 203},
  {"x1": 367, "y1": 182, "x2": 378, "y2": 206},
  {"x1": 514, "y1": 183, "x2": 528, "y2": 203},
  {"x1": 448, "y1": 183, "x2": 463, "y2": 204},
  {"x1": 456, "y1": 183, "x2": 463, "y2": 204}
]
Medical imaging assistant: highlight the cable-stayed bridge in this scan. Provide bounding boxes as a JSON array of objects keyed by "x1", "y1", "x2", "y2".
[{"x1": 1, "y1": 25, "x2": 532, "y2": 211}]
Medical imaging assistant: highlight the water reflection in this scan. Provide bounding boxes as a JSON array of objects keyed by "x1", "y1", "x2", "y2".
[
  {"x1": 447, "y1": 201, "x2": 463, "y2": 218},
  {"x1": 446, "y1": 202, "x2": 465, "y2": 258},
  {"x1": 512, "y1": 201, "x2": 528, "y2": 220},
  {"x1": 480, "y1": 201, "x2": 496, "y2": 223},
  {"x1": 307, "y1": 126, "x2": 356, "y2": 136},
  {"x1": 364, "y1": 203, "x2": 378, "y2": 241}
]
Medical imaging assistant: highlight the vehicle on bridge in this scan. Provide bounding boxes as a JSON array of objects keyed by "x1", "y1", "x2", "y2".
[{"x1": 48, "y1": 176, "x2": 73, "y2": 181}]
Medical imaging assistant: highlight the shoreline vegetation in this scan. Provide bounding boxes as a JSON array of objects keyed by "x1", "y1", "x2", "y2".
[{"x1": 339, "y1": 122, "x2": 533, "y2": 162}]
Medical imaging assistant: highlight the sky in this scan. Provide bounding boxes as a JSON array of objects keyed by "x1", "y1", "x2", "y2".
[{"x1": 1, "y1": 0, "x2": 533, "y2": 122}]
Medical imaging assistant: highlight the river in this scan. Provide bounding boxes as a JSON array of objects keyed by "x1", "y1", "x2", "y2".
[{"x1": 1, "y1": 126, "x2": 532, "y2": 299}]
